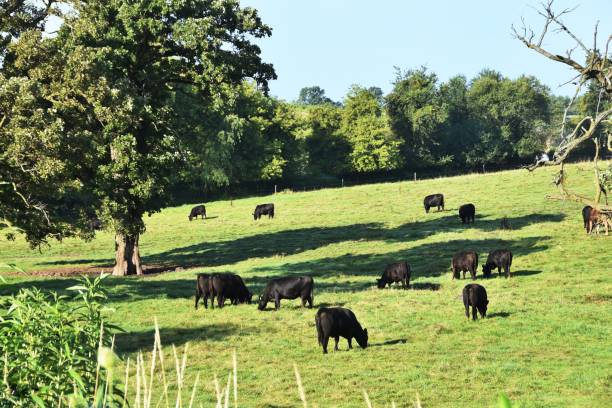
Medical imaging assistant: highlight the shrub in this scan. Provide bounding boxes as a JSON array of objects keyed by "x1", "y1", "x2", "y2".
[{"x1": 0, "y1": 274, "x2": 117, "y2": 406}]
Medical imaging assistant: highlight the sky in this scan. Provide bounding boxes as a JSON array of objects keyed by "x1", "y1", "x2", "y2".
[{"x1": 240, "y1": 0, "x2": 611, "y2": 102}]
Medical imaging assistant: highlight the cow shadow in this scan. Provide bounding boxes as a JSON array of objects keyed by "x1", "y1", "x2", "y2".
[
  {"x1": 411, "y1": 282, "x2": 441, "y2": 291},
  {"x1": 115, "y1": 323, "x2": 247, "y2": 353}
]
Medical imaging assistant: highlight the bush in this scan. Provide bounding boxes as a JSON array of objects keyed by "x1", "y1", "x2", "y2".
[{"x1": 0, "y1": 274, "x2": 117, "y2": 406}]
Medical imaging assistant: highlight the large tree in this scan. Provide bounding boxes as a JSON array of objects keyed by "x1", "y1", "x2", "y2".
[
  {"x1": 514, "y1": 0, "x2": 612, "y2": 214},
  {"x1": 1, "y1": 0, "x2": 276, "y2": 274}
]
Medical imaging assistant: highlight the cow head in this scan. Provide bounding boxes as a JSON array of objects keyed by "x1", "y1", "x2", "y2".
[
  {"x1": 253, "y1": 212, "x2": 257, "y2": 220},
  {"x1": 356, "y1": 328, "x2": 368, "y2": 349},
  {"x1": 188, "y1": 215, "x2": 193, "y2": 221},
  {"x1": 376, "y1": 278, "x2": 386, "y2": 289},
  {"x1": 479, "y1": 299, "x2": 489, "y2": 317},
  {"x1": 481, "y1": 264, "x2": 492, "y2": 277},
  {"x1": 257, "y1": 294, "x2": 267, "y2": 310}
]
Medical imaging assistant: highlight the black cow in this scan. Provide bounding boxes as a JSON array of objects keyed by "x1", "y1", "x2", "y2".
[
  {"x1": 582, "y1": 205, "x2": 593, "y2": 233},
  {"x1": 194, "y1": 274, "x2": 212, "y2": 309},
  {"x1": 462, "y1": 284, "x2": 488, "y2": 320},
  {"x1": 188, "y1": 204, "x2": 206, "y2": 221},
  {"x1": 253, "y1": 203, "x2": 274, "y2": 220},
  {"x1": 258, "y1": 276, "x2": 314, "y2": 310},
  {"x1": 482, "y1": 249, "x2": 513, "y2": 278},
  {"x1": 377, "y1": 261, "x2": 410, "y2": 289},
  {"x1": 88, "y1": 216, "x2": 103, "y2": 231},
  {"x1": 458, "y1": 203, "x2": 475, "y2": 224},
  {"x1": 424, "y1": 194, "x2": 444, "y2": 213},
  {"x1": 451, "y1": 251, "x2": 478, "y2": 280},
  {"x1": 208, "y1": 273, "x2": 252, "y2": 308},
  {"x1": 315, "y1": 307, "x2": 368, "y2": 354}
]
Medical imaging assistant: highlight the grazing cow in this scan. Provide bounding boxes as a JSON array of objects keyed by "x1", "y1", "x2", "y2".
[
  {"x1": 188, "y1": 204, "x2": 206, "y2": 221},
  {"x1": 377, "y1": 261, "x2": 410, "y2": 289},
  {"x1": 88, "y1": 216, "x2": 103, "y2": 231},
  {"x1": 194, "y1": 274, "x2": 212, "y2": 309},
  {"x1": 451, "y1": 251, "x2": 478, "y2": 280},
  {"x1": 315, "y1": 307, "x2": 368, "y2": 354},
  {"x1": 462, "y1": 284, "x2": 488, "y2": 320},
  {"x1": 208, "y1": 273, "x2": 252, "y2": 308},
  {"x1": 258, "y1": 276, "x2": 314, "y2": 310},
  {"x1": 582, "y1": 206, "x2": 593, "y2": 233},
  {"x1": 458, "y1": 203, "x2": 475, "y2": 224},
  {"x1": 482, "y1": 249, "x2": 513, "y2": 278},
  {"x1": 253, "y1": 203, "x2": 274, "y2": 220},
  {"x1": 424, "y1": 194, "x2": 445, "y2": 213},
  {"x1": 588, "y1": 208, "x2": 611, "y2": 235}
]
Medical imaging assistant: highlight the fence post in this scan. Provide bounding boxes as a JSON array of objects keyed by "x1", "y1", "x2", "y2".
[
  {"x1": 274, "y1": 184, "x2": 277, "y2": 194},
  {"x1": 413, "y1": 172, "x2": 417, "y2": 182},
  {"x1": 341, "y1": 178, "x2": 344, "y2": 188}
]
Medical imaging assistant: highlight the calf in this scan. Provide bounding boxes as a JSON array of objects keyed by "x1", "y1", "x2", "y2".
[
  {"x1": 582, "y1": 206, "x2": 593, "y2": 233},
  {"x1": 462, "y1": 284, "x2": 488, "y2": 320},
  {"x1": 258, "y1": 276, "x2": 314, "y2": 310},
  {"x1": 377, "y1": 261, "x2": 410, "y2": 289},
  {"x1": 458, "y1": 203, "x2": 475, "y2": 224},
  {"x1": 194, "y1": 274, "x2": 212, "y2": 309},
  {"x1": 588, "y1": 208, "x2": 611, "y2": 235},
  {"x1": 451, "y1": 251, "x2": 478, "y2": 280},
  {"x1": 482, "y1": 249, "x2": 513, "y2": 278},
  {"x1": 253, "y1": 203, "x2": 274, "y2": 220},
  {"x1": 208, "y1": 273, "x2": 252, "y2": 308},
  {"x1": 424, "y1": 194, "x2": 444, "y2": 213},
  {"x1": 315, "y1": 307, "x2": 368, "y2": 354},
  {"x1": 188, "y1": 204, "x2": 206, "y2": 221}
]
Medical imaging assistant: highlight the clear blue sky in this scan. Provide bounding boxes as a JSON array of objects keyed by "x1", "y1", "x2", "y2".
[{"x1": 241, "y1": 0, "x2": 611, "y2": 102}]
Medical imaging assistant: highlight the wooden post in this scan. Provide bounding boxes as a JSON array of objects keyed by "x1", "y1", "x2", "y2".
[
  {"x1": 274, "y1": 184, "x2": 277, "y2": 194},
  {"x1": 413, "y1": 172, "x2": 417, "y2": 182},
  {"x1": 341, "y1": 178, "x2": 344, "y2": 188}
]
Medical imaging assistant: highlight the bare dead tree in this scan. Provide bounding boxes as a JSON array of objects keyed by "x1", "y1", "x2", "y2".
[{"x1": 512, "y1": 0, "x2": 612, "y2": 216}]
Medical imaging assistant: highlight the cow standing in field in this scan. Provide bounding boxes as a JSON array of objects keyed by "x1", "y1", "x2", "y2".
[
  {"x1": 458, "y1": 203, "x2": 475, "y2": 224},
  {"x1": 462, "y1": 284, "x2": 488, "y2": 320},
  {"x1": 315, "y1": 307, "x2": 368, "y2": 354},
  {"x1": 582, "y1": 206, "x2": 593, "y2": 233},
  {"x1": 482, "y1": 249, "x2": 513, "y2": 278},
  {"x1": 588, "y1": 208, "x2": 611, "y2": 235},
  {"x1": 188, "y1": 204, "x2": 206, "y2": 221},
  {"x1": 377, "y1": 261, "x2": 410, "y2": 289},
  {"x1": 194, "y1": 274, "x2": 212, "y2": 309},
  {"x1": 208, "y1": 273, "x2": 252, "y2": 308},
  {"x1": 451, "y1": 251, "x2": 478, "y2": 280},
  {"x1": 253, "y1": 203, "x2": 274, "y2": 220},
  {"x1": 258, "y1": 276, "x2": 314, "y2": 310},
  {"x1": 424, "y1": 194, "x2": 445, "y2": 213}
]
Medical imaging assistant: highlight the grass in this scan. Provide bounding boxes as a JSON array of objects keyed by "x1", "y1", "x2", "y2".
[{"x1": 1, "y1": 162, "x2": 611, "y2": 407}]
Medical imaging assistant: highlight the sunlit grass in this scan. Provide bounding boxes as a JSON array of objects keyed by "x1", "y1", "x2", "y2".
[{"x1": 1, "y1": 162, "x2": 611, "y2": 407}]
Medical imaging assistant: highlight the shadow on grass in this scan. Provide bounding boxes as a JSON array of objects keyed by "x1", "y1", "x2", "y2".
[
  {"x1": 411, "y1": 282, "x2": 441, "y2": 291},
  {"x1": 115, "y1": 323, "x2": 248, "y2": 353},
  {"x1": 487, "y1": 312, "x2": 511, "y2": 319},
  {"x1": 34, "y1": 212, "x2": 563, "y2": 272},
  {"x1": 369, "y1": 338, "x2": 408, "y2": 347}
]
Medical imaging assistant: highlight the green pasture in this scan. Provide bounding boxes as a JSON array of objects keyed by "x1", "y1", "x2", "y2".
[{"x1": 1, "y1": 163, "x2": 611, "y2": 407}]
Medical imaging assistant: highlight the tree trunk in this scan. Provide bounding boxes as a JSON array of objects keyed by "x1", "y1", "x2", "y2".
[{"x1": 112, "y1": 233, "x2": 143, "y2": 276}]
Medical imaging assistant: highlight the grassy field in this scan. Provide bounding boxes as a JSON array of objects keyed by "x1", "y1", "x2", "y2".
[{"x1": 1, "y1": 163, "x2": 611, "y2": 407}]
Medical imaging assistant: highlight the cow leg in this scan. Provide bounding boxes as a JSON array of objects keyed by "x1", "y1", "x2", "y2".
[
  {"x1": 322, "y1": 336, "x2": 329, "y2": 354},
  {"x1": 505, "y1": 265, "x2": 510, "y2": 278},
  {"x1": 498, "y1": 267, "x2": 502, "y2": 277},
  {"x1": 218, "y1": 295, "x2": 224, "y2": 308},
  {"x1": 348, "y1": 338, "x2": 353, "y2": 349},
  {"x1": 195, "y1": 290, "x2": 200, "y2": 309},
  {"x1": 274, "y1": 295, "x2": 280, "y2": 310},
  {"x1": 465, "y1": 303, "x2": 470, "y2": 319},
  {"x1": 462, "y1": 270, "x2": 466, "y2": 279},
  {"x1": 301, "y1": 297, "x2": 306, "y2": 307},
  {"x1": 470, "y1": 268, "x2": 476, "y2": 280},
  {"x1": 334, "y1": 337, "x2": 340, "y2": 351},
  {"x1": 472, "y1": 306, "x2": 478, "y2": 321},
  {"x1": 204, "y1": 295, "x2": 208, "y2": 309}
]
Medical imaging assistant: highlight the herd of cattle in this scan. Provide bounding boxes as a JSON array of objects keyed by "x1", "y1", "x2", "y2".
[{"x1": 188, "y1": 193, "x2": 525, "y2": 354}]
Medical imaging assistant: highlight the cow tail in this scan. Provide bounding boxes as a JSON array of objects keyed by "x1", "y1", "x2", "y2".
[{"x1": 315, "y1": 315, "x2": 323, "y2": 345}]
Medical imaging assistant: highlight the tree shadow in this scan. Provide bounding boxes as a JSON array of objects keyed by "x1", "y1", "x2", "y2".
[
  {"x1": 369, "y1": 338, "x2": 408, "y2": 347},
  {"x1": 487, "y1": 312, "x2": 511, "y2": 319},
  {"x1": 115, "y1": 323, "x2": 248, "y2": 353},
  {"x1": 31, "y1": 212, "x2": 563, "y2": 273}
]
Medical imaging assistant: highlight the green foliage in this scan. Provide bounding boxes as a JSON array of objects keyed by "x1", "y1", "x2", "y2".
[
  {"x1": 343, "y1": 86, "x2": 403, "y2": 172},
  {"x1": 297, "y1": 86, "x2": 337, "y2": 106},
  {"x1": 0, "y1": 274, "x2": 117, "y2": 406}
]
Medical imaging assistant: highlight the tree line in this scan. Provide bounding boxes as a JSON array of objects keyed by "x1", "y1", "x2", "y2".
[{"x1": 0, "y1": 0, "x2": 609, "y2": 275}]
